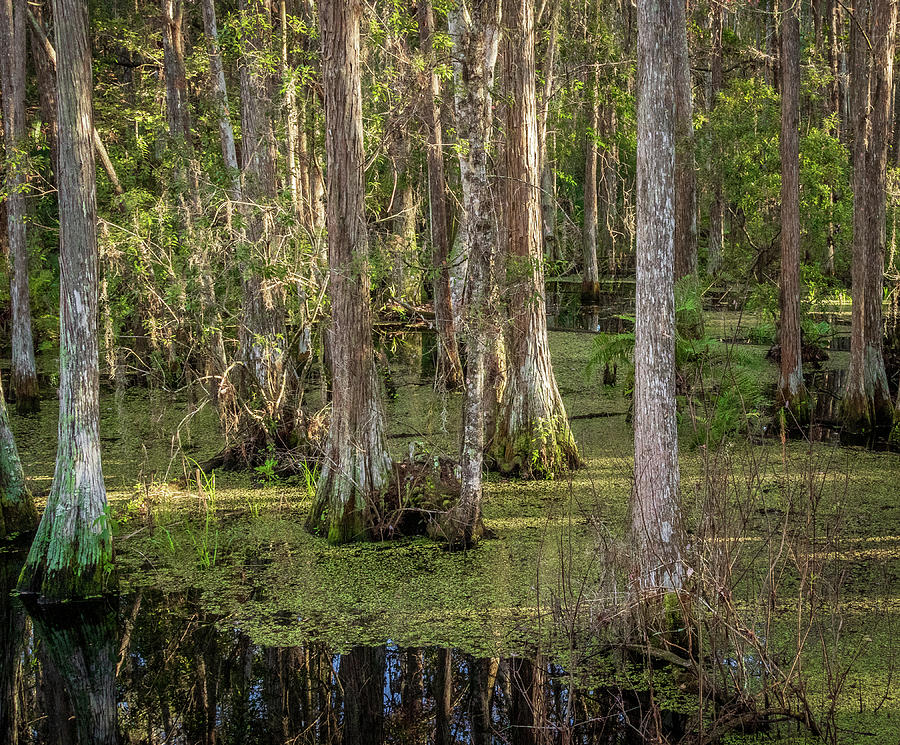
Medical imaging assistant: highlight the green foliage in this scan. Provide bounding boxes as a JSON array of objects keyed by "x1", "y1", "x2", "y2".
[{"x1": 698, "y1": 79, "x2": 851, "y2": 281}]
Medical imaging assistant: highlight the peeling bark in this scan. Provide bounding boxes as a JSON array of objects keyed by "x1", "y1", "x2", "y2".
[{"x1": 306, "y1": 0, "x2": 391, "y2": 544}]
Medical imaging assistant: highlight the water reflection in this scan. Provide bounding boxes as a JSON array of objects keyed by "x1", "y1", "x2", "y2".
[{"x1": 0, "y1": 557, "x2": 688, "y2": 745}]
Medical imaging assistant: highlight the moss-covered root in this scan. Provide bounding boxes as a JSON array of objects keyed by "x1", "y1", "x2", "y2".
[
  {"x1": 840, "y1": 386, "x2": 894, "y2": 437},
  {"x1": 305, "y1": 448, "x2": 392, "y2": 544},
  {"x1": 490, "y1": 415, "x2": 581, "y2": 479},
  {"x1": 17, "y1": 460, "x2": 114, "y2": 601},
  {"x1": 429, "y1": 499, "x2": 485, "y2": 549}
]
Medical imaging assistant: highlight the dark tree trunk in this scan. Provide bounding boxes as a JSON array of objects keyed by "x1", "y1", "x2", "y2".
[
  {"x1": 25, "y1": 601, "x2": 118, "y2": 745},
  {"x1": 0, "y1": 558, "x2": 26, "y2": 744},
  {"x1": 443, "y1": 0, "x2": 502, "y2": 546},
  {"x1": 599, "y1": 101, "x2": 619, "y2": 275},
  {"x1": 492, "y1": 0, "x2": 579, "y2": 479},
  {"x1": 842, "y1": 0, "x2": 895, "y2": 434},
  {"x1": 433, "y1": 648, "x2": 453, "y2": 745},
  {"x1": 29, "y1": 1, "x2": 58, "y2": 178},
  {"x1": 418, "y1": 0, "x2": 464, "y2": 390},
  {"x1": 777, "y1": 0, "x2": 808, "y2": 421},
  {"x1": 508, "y1": 656, "x2": 548, "y2": 745},
  {"x1": 0, "y1": 0, "x2": 40, "y2": 412},
  {"x1": 632, "y1": 0, "x2": 683, "y2": 591},
  {"x1": 18, "y1": 0, "x2": 112, "y2": 601},
  {"x1": 305, "y1": 0, "x2": 391, "y2": 543},
  {"x1": 707, "y1": 2, "x2": 724, "y2": 276},
  {"x1": 673, "y1": 0, "x2": 697, "y2": 281},
  {"x1": 339, "y1": 646, "x2": 385, "y2": 745},
  {"x1": 582, "y1": 64, "x2": 601, "y2": 300},
  {"x1": 538, "y1": 0, "x2": 560, "y2": 261}
]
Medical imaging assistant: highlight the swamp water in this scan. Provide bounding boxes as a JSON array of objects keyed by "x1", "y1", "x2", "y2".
[{"x1": 1, "y1": 299, "x2": 899, "y2": 743}]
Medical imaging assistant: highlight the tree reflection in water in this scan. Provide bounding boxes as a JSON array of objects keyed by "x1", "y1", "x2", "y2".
[{"x1": 1, "y1": 582, "x2": 688, "y2": 744}]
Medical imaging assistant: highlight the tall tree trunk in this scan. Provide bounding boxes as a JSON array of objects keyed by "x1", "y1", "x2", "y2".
[
  {"x1": 673, "y1": 0, "x2": 697, "y2": 281},
  {"x1": 433, "y1": 648, "x2": 453, "y2": 745},
  {"x1": 200, "y1": 0, "x2": 241, "y2": 205},
  {"x1": 230, "y1": 0, "x2": 298, "y2": 460},
  {"x1": 707, "y1": 1, "x2": 724, "y2": 276},
  {"x1": 29, "y1": 1, "x2": 58, "y2": 178},
  {"x1": 508, "y1": 656, "x2": 548, "y2": 745},
  {"x1": 582, "y1": 64, "x2": 601, "y2": 301},
  {"x1": 599, "y1": 101, "x2": 619, "y2": 275},
  {"x1": 538, "y1": 0, "x2": 560, "y2": 260},
  {"x1": 280, "y1": 0, "x2": 302, "y2": 220},
  {"x1": 443, "y1": 0, "x2": 502, "y2": 546},
  {"x1": 340, "y1": 646, "x2": 385, "y2": 745},
  {"x1": 491, "y1": 0, "x2": 579, "y2": 479},
  {"x1": 18, "y1": 0, "x2": 112, "y2": 601},
  {"x1": 842, "y1": 0, "x2": 896, "y2": 434},
  {"x1": 0, "y1": 0, "x2": 40, "y2": 412},
  {"x1": 305, "y1": 0, "x2": 391, "y2": 543},
  {"x1": 0, "y1": 561, "x2": 26, "y2": 744},
  {"x1": 161, "y1": 0, "x2": 227, "y2": 406},
  {"x1": 632, "y1": 0, "x2": 683, "y2": 592},
  {"x1": 778, "y1": 0, "x2": 808, "y2": 422},
  {"x1": 418, "y1": 0, "x2": 464, "y2": 390}
]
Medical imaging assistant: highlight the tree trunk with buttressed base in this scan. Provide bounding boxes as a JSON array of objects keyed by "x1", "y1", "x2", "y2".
[{"x1": 305, "y1": 0, "x2": 392, "y2": 543}]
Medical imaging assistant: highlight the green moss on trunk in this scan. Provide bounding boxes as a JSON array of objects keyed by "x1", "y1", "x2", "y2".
[{"x1": 490, "y1": 414, "x2": 581, "y2": 479}]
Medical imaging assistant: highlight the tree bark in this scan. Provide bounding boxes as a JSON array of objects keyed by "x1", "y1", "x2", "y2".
[
  {"x1": 443, "y1": 0, "x2": 502, "y2": 546},
  {"x1": 599, "y1": 101, "x2": 619, "y2": 275},
  {"x1": 161, "y1": 0, "x2": 227, "y2": 404},
  {"x1": 492, "y1": 0, "x2": 579, "y2": 479},
  {"x1": 582, "y1": 64, "x2": 601, "y2": 301},
  {"x1": 305, "y1": 0, "x2": 391, "y2": 543},
  {"x1": 18, "y1": 0, "x2": 112, "y2": 601},
  {"x1": 777, "y1": 0, "x2": 808, "y2": 422},
  {"x1": 842, "y1": 0, "x2": 896, "y2": 434},
  {"x1": 340, "y1": 646, "x2": 385, "y2": 745},
  {"x1": 632, "y1": 0, "x2": 683, "y2": 592},
  {"x1": 0, "y1": 0, "x2": 40, "y2": 412},
  {"x1": 418, "y1": 0, "x2": 464, "y2": 390}
]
